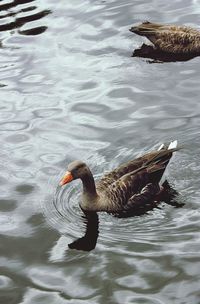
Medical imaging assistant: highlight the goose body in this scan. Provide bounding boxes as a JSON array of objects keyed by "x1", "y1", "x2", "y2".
[
  {"x1": 60, "y1": 141, "x2": 179, "y2": 213},
  {"x1": 130, "y1": 21, "x2": 200, "y2": 54}
]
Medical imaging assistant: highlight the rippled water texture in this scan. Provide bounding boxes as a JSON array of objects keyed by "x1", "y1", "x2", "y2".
[{"x1": 0, "y1": 0, "x2": 200, "y2": 303}]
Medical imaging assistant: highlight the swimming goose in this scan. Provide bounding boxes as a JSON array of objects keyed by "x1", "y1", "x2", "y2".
[
  {"x1": 130, "y1": 21, "x2": 200, "y2": 54},
  {"x1": 59, "y1": 141, "x2": 179, "y2": 213}
]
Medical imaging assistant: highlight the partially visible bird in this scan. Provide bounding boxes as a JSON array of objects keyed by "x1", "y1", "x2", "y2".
[
  {"x1": 129, "y1": 21, "x2": 200, "y2": 54},
  {"x1": 59, "y1": 141, "x2": 179, "y2": 214}
]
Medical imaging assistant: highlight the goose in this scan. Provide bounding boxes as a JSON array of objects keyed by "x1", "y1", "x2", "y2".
[
  {"x1": 59, "y1": 141, "x2": 179, "y2": 214},
  {"x1": 129, "y1": 21, "x2": 200, "y2": 54}
]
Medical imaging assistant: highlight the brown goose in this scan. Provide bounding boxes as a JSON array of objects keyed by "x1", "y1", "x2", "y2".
[
  {"x1": 59, "y1": 141, "x2": 179, "y2": 213},
  {"x1": 129, "y1": 21, "x2": 200, "y2": 54}
]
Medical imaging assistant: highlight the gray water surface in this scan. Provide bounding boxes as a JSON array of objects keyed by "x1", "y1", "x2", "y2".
[{"x1": 0, "y1": 0, "x2": 200, "y2": 303}]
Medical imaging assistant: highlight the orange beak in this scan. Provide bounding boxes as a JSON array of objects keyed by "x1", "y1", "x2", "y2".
[{"x1": 59, "y1": 171, "x2": 73, "y2": 186}]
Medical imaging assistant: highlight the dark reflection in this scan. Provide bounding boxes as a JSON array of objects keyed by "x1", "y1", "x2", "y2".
[
  {"x1": 19, "y1": 26, "x2": 47, "y2": 36},
  {"x1": 68, "y1": 181, "x2": 183, "y2": 250},
  {"x1": 68, "y1": 211, "x2": 99, "y2": 251},
  {"x1": 0, "y1": 0, "x2": 51, "y2": 36},
  {"x1": 0, "y1": 0, "x2": 35, "y2": 11},
  {"x1": 132, "y1": 44, "x2": 198, "y2": 63}
]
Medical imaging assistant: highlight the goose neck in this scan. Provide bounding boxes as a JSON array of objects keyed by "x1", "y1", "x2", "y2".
[{"x1": 81, "y1": 170, "x2": 97, "y2": 196}]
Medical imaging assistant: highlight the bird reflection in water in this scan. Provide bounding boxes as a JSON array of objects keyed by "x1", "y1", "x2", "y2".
[
  {"x1": 132, "y1": 44, "x2": 198, "y2": 63},
  {"x1": 68, "y1": 180, "x2": 184, "y2": 251},
  {"x1": 68, "y1": 210, "x2": 99, "y2": 251}
]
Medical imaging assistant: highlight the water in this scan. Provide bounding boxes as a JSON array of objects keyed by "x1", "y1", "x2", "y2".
[{"x1": 0, "y1": 0, "x2": 200, "y2": 303}]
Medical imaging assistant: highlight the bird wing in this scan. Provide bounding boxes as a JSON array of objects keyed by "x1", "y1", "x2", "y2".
[
  {"x1": 125, "y1": 183, "x2": 160, "y2": 209},
  {"x1": 101, "y1": 168, "x2": 150, "y2": 212},
  {"x1": 97, "y1": 148, "x2": 176, "y2": 192},
  {"x1": 97, "y1": 148, "x2": 178, "y2": 212}
]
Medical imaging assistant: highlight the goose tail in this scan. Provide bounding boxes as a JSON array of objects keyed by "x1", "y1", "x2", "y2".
[
  {"x1": 158, "y1": 140, "x2": 178, "y2": 151},
  {"x1": 168, "y1": 140, "x2": 178, "y2": 150},
  {"x1": 145, "y1": 140, "x2": 179, "y2": 184},
  {"x1": 158, "y1": 140, "x2": 178, "y2": 184}
]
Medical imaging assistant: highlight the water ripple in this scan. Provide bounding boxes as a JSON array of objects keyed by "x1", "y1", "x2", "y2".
[
  {"x1": 0, "y1": 121, "x2": 29, "y2": 131},
  {"x1": 43, "y1": 181, "x2": 84, "y2": 238}
]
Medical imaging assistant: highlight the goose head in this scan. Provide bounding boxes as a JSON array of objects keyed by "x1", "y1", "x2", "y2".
[{"x1": 59, "y1": 160, "x2": 90, "y2": 186}]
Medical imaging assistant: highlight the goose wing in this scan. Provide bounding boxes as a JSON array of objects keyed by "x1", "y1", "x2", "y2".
[
  {"x1": 97, "y1": 148, "x2": 177, "y2": 212},
  {"x1": 152, "y1": 32, "x2": 200, "y2": 53},
  {"x1": 113, "y1": 183, "x2": 160, "y2": 217},
  {"x1": 97, "y1": 148, "x2": 176, "y2": 192}
]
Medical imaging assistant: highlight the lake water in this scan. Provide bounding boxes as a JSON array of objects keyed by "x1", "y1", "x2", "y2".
[{"x1": 0, "y1": 0, "x2": 200, "y2": 303}]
